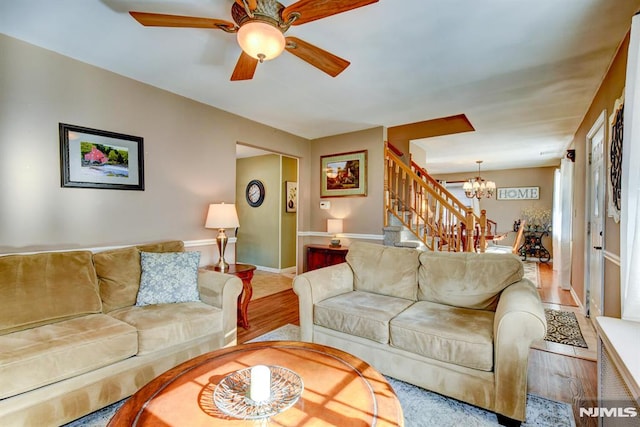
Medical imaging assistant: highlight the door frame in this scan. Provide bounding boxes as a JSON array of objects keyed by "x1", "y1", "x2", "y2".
[
  {"x1": 235, "y1": 143, "x2": 299, "y2": 274},
  {"x1": 583, "y1": 110, "x2": 607, "y2": 318}
]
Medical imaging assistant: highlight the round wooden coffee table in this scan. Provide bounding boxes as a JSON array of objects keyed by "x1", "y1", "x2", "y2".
[{"x1": 108, "y1": 341, "x2": 403, "y2": 426}]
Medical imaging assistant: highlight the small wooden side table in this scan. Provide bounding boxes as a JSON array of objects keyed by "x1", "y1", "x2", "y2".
[
  {"x1": 203, "y1": 263, "x2": 256, "y2": 329},
  {"x1": 306, "y1": 244, "x2": 348, "y2": 271}
]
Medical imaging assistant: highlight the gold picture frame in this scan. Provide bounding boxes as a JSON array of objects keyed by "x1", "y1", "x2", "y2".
[{"x1": 320, "y1": 150, "x2": 367, "y2": 198}]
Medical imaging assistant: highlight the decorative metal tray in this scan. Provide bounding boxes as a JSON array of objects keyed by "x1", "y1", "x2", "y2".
[{"x1": 213, "y1": 365, "x2": 303, "y2": 419}]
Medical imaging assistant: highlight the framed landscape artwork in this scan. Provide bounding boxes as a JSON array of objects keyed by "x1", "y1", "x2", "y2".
[
  {"x1": 59, "y1": 123, "x2": 145, "y2": 190},
  {"x1": 320, "y1": 150, "x2": 367, "y2": 198}
]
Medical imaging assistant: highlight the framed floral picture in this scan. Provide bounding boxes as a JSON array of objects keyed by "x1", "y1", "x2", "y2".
[
  {"x1": 320, "y1": 150, "x2": 367, "y2": 198},
  {"x1": 286, "y1": 181, "x2": 297, "y2": 212},
  {"x1": 59, "y1": 123, "x2": 144, "y2": 190}
]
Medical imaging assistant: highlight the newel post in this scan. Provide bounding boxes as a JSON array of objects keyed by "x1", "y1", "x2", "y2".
[
  {"x1": 464, "y1": 209, "x2": 475, "y2": 252},
  {"x1": 479, "y1": 209, "x2": 487, "y2": 253}
]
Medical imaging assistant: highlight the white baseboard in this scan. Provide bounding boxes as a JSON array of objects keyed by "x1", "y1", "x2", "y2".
[
  {"x1": 603, "y1": 250, "x2": 621, "y2": 266},
  {"x1": 298, "y1": 231, "x2": 383, "y2": 240},
  {"x1": 570, "y1": 287, "x2": 587, "y2": 315},
  {"x1": 1, "y1": 238, "x2": 231, "y2": 257},
  {"x1": 243, "y1": 265, "x2": 296, "y2": 274}
]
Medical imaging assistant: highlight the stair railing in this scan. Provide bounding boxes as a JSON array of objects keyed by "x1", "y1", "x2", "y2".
[
  {"x1": 384, "y1": 143, "x2": 486, "y2": 252},
  {"x1": 409, "y1": 157, "x2": 497, "y2": 243}
]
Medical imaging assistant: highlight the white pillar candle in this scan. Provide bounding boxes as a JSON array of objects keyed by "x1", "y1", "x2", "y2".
[{"x1": 249, "y1": 365, "x2": 271, "y2": 402}]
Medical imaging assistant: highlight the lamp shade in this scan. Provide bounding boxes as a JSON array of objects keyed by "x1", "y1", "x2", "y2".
[
  {"x1": 205, "y1": 203, "x2": 240, "y2": 229},
  {"x1": 327, "y1": 218, "x2": 343, "y2": 235},
  {"x1": 237, "y1": 21, "x2": 286, "y2": 61}
]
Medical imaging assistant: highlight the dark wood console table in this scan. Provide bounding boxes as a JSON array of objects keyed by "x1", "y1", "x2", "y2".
[
  {"x1": 203, "y1": 263, "x2": 256, "y2": 329},
  {"x1": 306, "y1": 244, "x2": 348, "y2": 271}
]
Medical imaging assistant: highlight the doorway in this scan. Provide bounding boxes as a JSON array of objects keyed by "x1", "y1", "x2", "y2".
[
  {"x1": 235, "y1": 144, "x2": 299, "y2": 274},
  {"x1": 584, "y1": 111, "x2": 606, "y2": 319}
]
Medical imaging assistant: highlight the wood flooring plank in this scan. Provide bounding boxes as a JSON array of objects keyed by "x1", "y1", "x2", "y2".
[{"x1": 238, "y1": 289, "x2": 299, "y2": 344}]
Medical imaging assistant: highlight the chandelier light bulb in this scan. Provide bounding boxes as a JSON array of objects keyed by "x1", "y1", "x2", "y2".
[
  {"x1": 464, "y1": 160, "x2": 495, "y2": 199},
  {"x1": 237, "y1": 21, "x2": 286, "y2": 62}
]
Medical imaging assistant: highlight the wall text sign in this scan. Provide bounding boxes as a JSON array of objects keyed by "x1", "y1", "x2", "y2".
[{"x1": 497, "y1": 187, "x2": 540, "y2": 200}]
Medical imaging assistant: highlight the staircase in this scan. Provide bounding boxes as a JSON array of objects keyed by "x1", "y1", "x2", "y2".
[{"x1": 383, "y1": 143, "x2": 494, "y2": 252}]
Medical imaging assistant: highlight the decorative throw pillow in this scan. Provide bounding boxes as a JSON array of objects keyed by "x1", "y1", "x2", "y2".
[{"x1": 136, "y1": 251, "x2": 201, "y2": 306}]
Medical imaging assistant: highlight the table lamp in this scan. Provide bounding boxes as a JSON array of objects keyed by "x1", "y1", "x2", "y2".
[
  {"x1": 327, "y1": 218, "x2": 343, "y2": 247},
  {"x1": 205, "y1": 203, "x2": 240, "y2": 271}
]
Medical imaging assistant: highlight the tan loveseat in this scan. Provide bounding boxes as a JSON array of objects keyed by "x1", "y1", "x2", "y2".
[
  {"x1": 294, "y1": 241, "x2": 546, "y2": 425},
  {"x1": 0, "y1": 241, "x2": 242, "y2": 427}
]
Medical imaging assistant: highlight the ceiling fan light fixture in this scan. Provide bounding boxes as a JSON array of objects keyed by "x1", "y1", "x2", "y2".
[{"x1": 237, "y1": 21, "x2": 285, "y2": 62}]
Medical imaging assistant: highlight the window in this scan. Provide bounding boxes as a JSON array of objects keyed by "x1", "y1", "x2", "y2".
[{"x1": 621, "y1": 13, "x2": 640, "y2": 321}]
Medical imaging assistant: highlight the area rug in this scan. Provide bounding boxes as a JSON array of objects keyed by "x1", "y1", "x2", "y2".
[
  {"x1": 523, "y1": 261, "x2": 541, "y2": 288},
  {"x1": 543, "y1": 308, "x2": 588, "y2": 348},
  {"x1": 250, "y1": 270, "x2": 293, "y2": 300},
  {"x1": 69, "y1": 324, "x2": 575, "y2": 427}
]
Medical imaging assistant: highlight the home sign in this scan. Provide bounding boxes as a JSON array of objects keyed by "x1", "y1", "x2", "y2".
[{"x1": 497, "y1": 187, "x2": 540, "y2": 200}]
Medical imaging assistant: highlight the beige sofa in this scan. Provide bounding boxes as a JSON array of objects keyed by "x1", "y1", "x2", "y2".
[
  {"x1": 294, "y1": 241, "x2": 546, "y2": 425},
  {"x1": 0, "y1": 241, "x2": 242, "y2": 427}
]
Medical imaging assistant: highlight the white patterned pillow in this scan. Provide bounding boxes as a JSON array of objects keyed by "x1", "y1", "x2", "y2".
[{"x1": 136, "y1": 251, "x2": 201, "y2": 306}]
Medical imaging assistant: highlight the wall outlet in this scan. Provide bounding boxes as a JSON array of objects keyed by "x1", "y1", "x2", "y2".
[{"x1": 320, "y1": 201, "x2": 330, "y2": 210}]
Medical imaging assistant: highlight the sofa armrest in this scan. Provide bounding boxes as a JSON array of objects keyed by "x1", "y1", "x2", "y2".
[
  {"x1": 197, "y1": 270, "x2": 243, "y2": 346},
  {"x1": 293, "y1": 263, "x2": 354, "y2": 342},
  {"x1": 493, "y1": 279, "x2": 547, "y2": 421}
]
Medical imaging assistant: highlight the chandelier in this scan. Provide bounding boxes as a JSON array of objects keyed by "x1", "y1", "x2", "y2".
[{"x1": 463, "y1": 161, "x2": 496, "y2": 199}]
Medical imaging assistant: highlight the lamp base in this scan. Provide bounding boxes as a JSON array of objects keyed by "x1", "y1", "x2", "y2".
[
  {"x1": 216, "y1": 228, "x2": 230, "y2": 272},
  {"x1": 216, "y1": 258, "x2": 230, "y2": 272}
]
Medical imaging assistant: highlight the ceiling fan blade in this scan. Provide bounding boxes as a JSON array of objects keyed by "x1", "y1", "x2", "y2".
[
  {"x1": 231, "y1": 51, "x2": 259, "y2": 81},
  {"x1": 283, "y1": 0, "x2": 378, "y2": 25},
  {"x1": 285, "y1": 37, "x2": 350, "y2": 77},
  {"x1": 235, "y1": 0, "x2": 258, "y2": 11},
  {"x1": 129, "y1": 11, "x2": 235, "y2": 30}
]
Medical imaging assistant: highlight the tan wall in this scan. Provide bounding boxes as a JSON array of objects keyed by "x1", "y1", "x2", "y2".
[
  {"x1": 300, "y1": 127, "x2": 385, "y2": 269},
  {"x1": 309, "y1": 127, "x2": 385, "y2": 235},
  {"x1": 281, "y1": 156, "x2": 298, "y2": 269},
  {"x1": 236, "y1": 155, "x2": 280, "y2": 268},
  {"x1": 409, "y1": 142, "x2": 428, "y2": 171},
  {"x1": 434, "y1": 167, "x2": 556, "y2": 251},
  {"x1": 0, "y1": 35, "x2": 310, "y2": 261},
  {"x1": 570, "y1": 33, "x2": 629, "y2": 317}
]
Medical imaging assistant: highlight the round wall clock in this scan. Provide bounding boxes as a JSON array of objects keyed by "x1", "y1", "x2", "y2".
[{"x1": 246, "y1": 179, "x2": 265, "y2": 207}]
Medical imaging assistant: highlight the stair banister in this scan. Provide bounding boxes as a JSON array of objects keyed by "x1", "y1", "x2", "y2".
[{"x1": 385, "y1": 143, "x2": 493, "y2": 252}]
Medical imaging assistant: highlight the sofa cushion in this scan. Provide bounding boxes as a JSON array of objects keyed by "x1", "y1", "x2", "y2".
[
  {"x1": 0, "y1": 251, "x2": 102, "y2": 335},
  {"x1": 94, "y1": 240, "x2": 185, "y2": 313},
  {"x1": 136, "y1": 251, "x2": 201, "y2": 306},
  {"x1": 390, "y1": 300, "x2": 495, "y2": 371},
  {"x1": 314, "y1": 290, "x2": 414, "y2": 344},
  {"x1": 108, "y1": 301, "x2": 222, "y2": 355},
  {"x1": 418, "y1": 251, "x2": 523, "y2": 310},
  {"x1": 0, "y1": 314, "x2": 137, "y2": 399},
  {"x1": 346, "y1": 242, "x2": 420, "y2": 300}
]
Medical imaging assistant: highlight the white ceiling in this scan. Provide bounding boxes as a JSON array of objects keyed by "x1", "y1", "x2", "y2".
[{"x1": 1, "y1": 0, "x2": 638, "y2": 174}]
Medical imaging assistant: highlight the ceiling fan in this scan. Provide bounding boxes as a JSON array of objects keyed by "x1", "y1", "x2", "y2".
[{"x1": 130, "y1": 0, "x2": 378, "y2": 81}]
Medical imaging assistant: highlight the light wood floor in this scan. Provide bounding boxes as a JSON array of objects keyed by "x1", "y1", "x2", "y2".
[
  {"x1": 238, "y1": 263, "x2": 597, "y2": 426},
  {"x1": 530, "y1": 263, "x2": 597, "y2": 427}
]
